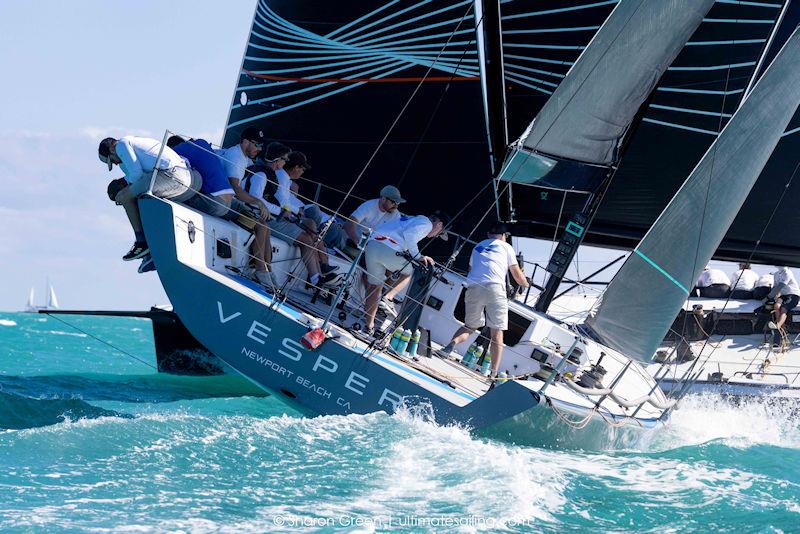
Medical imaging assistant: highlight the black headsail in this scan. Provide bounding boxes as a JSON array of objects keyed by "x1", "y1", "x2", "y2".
[
  {"x1": 222, "y1": 1, "x2": 800, "y2": 267},
  {"x1": 496, "y1": 0, "x2": 715, "y2": 311}
]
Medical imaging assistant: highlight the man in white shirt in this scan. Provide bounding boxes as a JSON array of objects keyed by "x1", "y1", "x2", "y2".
[
  {"x1": 767, "y1": 266, "x2": 800, "y2": 332},
  {"x1": 730, "y1": 262, "x2": 759, "y2": 299},
  {"x1": 436, "y1": 223, "x2": 529, "y2": 377},
  {"x1": 98, "y1": 135, "x2": 200, "y2": 269},
  {"x1": 695, "y1": 265, "x2": 731, "y2": 298},
  {"x1": 363, "y1": 212, "x2": 448, "y2": 334},
  {"x1": 247, "y1": 146, "x2": 340, "y2": 289},
  {"x1": 216, "y1": 128, "x2": 276, "y2": 287},
  {"x1": 754, "y1": 272, "x2": 774, "y2": 300},
  {"x1": 343, "y1": 186, "x2": 404, "y2": 243}
]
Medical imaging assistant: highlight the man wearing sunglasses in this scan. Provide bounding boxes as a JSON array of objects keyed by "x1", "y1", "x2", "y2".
[
  {"x1": 319, "y1": 185, "x2": 405, "y2": 253},
  {"x1": 215, "y1": 128, "x2": 276, "y2": 286}
]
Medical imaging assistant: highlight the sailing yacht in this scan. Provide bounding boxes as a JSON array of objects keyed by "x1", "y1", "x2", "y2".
[
  {"x1": 112, "y1": 0, "x2": 799, "y2": 447},
  {"x1": 25, "y1": 281, "x2": 59, "y2": 312}
]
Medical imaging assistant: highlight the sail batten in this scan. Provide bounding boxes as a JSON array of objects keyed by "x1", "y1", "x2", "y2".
[
  {"x1": 586, "y1": 26, "x2": 800, "y2": 362},
  {"x1": 497, "y1": 0, "x2": 715, "y2": 191}
]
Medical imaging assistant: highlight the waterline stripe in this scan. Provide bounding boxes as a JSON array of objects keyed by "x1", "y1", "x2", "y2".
[{"x1": 634, "y1": 250, "x2": 689, "y2": 294}]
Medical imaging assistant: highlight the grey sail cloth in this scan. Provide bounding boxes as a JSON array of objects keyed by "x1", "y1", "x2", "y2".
[
  {"x1": 586, "y1": 26, "x2": 800, "y2": 363},
  {"x1": 498, "y1": 0, "x2": 714, "y2": 185}
]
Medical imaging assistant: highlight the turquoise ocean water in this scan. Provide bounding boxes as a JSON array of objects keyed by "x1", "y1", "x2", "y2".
[{"x1": 1, "y1": 311, "x2": 799, "y2": 532}]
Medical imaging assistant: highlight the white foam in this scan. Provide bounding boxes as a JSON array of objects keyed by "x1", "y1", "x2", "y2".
[
  {"x1": 0, "y1": 319, "x2": 17, "y2": 326},
  {"x1": 641, "y1": 394, "x2": 800, "y2": 451}
]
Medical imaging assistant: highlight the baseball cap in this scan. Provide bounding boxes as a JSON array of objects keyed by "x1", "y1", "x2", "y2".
[
  {"x1": 98, "y1": 137, "x2": 116, "y2": 171},
  {"x1": 240, "y1": 127, "x2": 265, "y2": 144},
  {"x1": 380, "y1": 185, "x2": 405, "y2": 204}
]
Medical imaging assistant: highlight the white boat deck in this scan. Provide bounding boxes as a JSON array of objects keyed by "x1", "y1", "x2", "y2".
[{"x1": 650, "y1": 334, "x2": 800, "y2": 393}]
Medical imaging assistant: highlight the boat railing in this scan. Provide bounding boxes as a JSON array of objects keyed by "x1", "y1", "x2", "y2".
[{"x1": 732, "y1": 370, "x2": 791, "y2": 384}]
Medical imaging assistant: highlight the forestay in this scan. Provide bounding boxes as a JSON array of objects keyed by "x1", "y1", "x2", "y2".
[
  {"x1": 497, "y1": 0, "x2": 714, "y2": 191},
  {"x1": 586, "y1": 27, "x2": 800, "y2": 362}
]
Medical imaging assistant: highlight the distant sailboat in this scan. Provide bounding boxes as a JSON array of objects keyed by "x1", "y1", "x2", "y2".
[{"x1": 25, "y1": 280, "x2": 59, "y2": 312}]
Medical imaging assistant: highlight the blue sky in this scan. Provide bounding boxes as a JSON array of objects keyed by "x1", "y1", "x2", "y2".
[{"x1": 0, "y1": 0, "x2": 256, "y2": 311}]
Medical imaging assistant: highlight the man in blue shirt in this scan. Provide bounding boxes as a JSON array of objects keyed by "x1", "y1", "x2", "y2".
[{"x1": 175, "y1": 139, "x2": 239, "y2": 218}]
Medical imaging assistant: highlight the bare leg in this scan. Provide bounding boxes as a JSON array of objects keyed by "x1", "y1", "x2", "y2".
[
  {"x1": 364, "y1": 283, "x2": 383, "y2": 330},
  {"x1": 116, "y1": 188, "x2": 144, "y2": 236},
  {"x1": 296, "y1": 233, "x2": 321, "y2": 279},
  {"x1": 447, "y1": 326, "x2": 474, "y2": 348},
  {"x1": 489, "y1": 328, "x2": 505, "y2": 377},
  {"x1": 252, "y1": 224, "x2": 271, "y2": 272},
  {"x1": 775, "y1": 304, "x2": 789, "y2": 329},
  {"x1": 384, "y1": 275, "x2": 411, "y2": 301}
]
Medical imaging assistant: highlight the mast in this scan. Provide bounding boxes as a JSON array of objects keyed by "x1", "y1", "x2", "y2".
[{"x1": 474, "y1": 0, "x2": 509, "y2": 218}]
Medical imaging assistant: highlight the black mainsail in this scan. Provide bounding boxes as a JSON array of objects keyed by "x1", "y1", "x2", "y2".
[
  {"x1": 222, "y1": 0, "x2": 800, "y2": 266},
  {"x1": 587, "y1": 25, "x2": 800, "y2": 362}
]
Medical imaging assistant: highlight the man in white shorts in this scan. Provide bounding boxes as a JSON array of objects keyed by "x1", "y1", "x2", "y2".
[
  {"x1": 363, "y1": 212, "x2": 448, "y2": 334},
  {"x1": 437, "y1": 222, "x2": 528, "y2": 378}
]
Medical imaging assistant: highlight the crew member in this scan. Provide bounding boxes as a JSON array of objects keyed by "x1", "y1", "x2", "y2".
[
  {"x1": 98, "y1": 135, "x2": 199, "y2": 273},
  {"x1": 362, "y1": 212, "x2": 448, "y2": 335},
  {"x1": 695, "y1": 265, "x2": 731, "y2": 298},
  {"x1": 729, "y1": 262, "x2": 759, "y2": 299},
  {"x1": 215, "y1": 128, "x2": 275, "y2": 287},
  {"x1": 767, "y1": 266, "x2": 800, "y2": 332},
  {"x1": 436, "y1": 222, "x2": 529, "y2": 378}
]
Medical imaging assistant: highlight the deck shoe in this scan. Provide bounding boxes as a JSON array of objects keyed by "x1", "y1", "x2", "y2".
[
  {"x1": 434, "y1": 342, "x2": 455, "y2": 359},
  {"x1": 321, "y1": 263, "x2": 340, "y2": 274},
  {"x1": 123, "y1": 241, "x2": 149, "y2": 261},
  {"x1": 319, "y1": 271, "x2": 343, "y2": 287},
  {"x1": 378, "y1": 298, "x2": 398, "y2": 317},
  {"x1": 137, "y1": 255, "x2": 156, "y2": 273}
]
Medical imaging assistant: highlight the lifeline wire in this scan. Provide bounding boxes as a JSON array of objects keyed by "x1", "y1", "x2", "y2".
[{"x1": 43, "y1": 312, "x2": 158, "y2": 371}]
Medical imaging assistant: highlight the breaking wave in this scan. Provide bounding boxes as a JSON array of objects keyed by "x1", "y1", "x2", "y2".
[{"x1": 0, "y1": 391, "x2": 132, "y2": 430}]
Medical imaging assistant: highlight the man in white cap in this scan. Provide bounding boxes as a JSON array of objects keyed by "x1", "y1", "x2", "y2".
[{"x1": 317, "y1": 185, "x2": 405, "y2": 252}]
